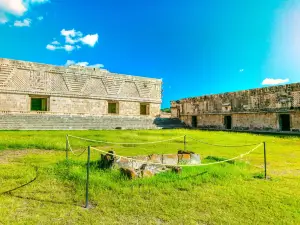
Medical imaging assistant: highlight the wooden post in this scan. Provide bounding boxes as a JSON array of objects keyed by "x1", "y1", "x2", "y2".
[
  {"x1": 66, "y1": 135, "x2": 68, "y2": 160},
  {"x1": 263, "y1": 142, "x2": 267, "y2": 179},
  {"x1": 85, "y1": 146, "x2": 91, "y2": 208}
]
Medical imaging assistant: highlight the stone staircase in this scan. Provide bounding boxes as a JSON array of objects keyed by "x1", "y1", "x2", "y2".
[
  {"x1": 0, "y1": 114, "x2": 187, "y2": 130},
  {"x1": 153, "y1": 118, "x2": 187, "y2": 129}
]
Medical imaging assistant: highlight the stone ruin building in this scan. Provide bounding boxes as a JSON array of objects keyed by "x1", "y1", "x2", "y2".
[
  {"x1": 0, "y1": 58, "x2": 163, "y2": 130},
  {"x1": 171, "y1": 83, "x2": 300, "y2": 132}
]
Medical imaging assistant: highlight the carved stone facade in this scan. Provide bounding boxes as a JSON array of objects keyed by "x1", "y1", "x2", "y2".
[
  {"x1": 171, "y1": 83, "x2": 300, "y2": 132},
  {"x1": 0, "y1": 58, "x2": 162, "y2": 130}
]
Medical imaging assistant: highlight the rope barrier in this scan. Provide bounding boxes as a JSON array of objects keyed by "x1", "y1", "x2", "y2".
[
  {"x1": 66, "y1": 135, "x2": 87, "y2": 157},
  {"x1": 188, "y1": 136, "x2": 261, "y2": 147},
  {"x1": 68, "y1": 134, "x2": 185, "y2": 145},
  {"x1": 0, "y1": 165, "x2": 38, "y2": 195},
  {"x1": 90, "y1": 143, "x2": 263, "y2": 167}
]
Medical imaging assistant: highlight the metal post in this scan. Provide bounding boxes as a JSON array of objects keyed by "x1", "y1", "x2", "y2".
[
  {"x1": 66, "y1": 135, "x2": 68, "y2": 160},
  {"x1": 184, "y1": 135, "x2": 186, "y2": 151},
  {"x1": 85, "y1": 146, "x2": 91, "y2": 208},
  {"x1": 263, "y1": 142, "x2": 267, "y2": 179}
]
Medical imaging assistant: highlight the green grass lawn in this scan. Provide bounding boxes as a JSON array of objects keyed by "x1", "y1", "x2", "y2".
[{"x1": 0, "y1": 129, "x2": 299, "y2": 224}]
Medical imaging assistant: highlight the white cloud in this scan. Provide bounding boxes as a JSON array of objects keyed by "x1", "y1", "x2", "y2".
[
  {"x1": 262, "y1": 78, "x2": 290, "y2": 85},
  {"x1": 51, "y1": 40, "x2": 60, "y2": 45},
  {"x1": 76, "y1": 62, "x2": 89, "y2": 66},
  {"x1": 80, "y1": 34, "x2": 98, "y2": 47},
  {"x1": 65, "y1": 60, "x2": 104, "y2": 68},
  {"x1": 47, "y1": 29, "x2": 99, "y2": 52},
  {"x1": 239, "y1": 69, "x2": 244, "y2": 72},
  {"x1": 61, "y1": 28, "x2": 83, "y2": 44},
  {"x1": 46, "y1": 44, "x2": 57, "y2": 50},
  {"x1": 14, "y1": 18, "x2": 31, "y2": 27},
  {"x1": 65, "y1": 60, "x2": 75, "y2": 66},
  {"x1": 64, "y1": 45, "x2": 75, "y2": 52},
  {"x1": 0, "y1": 0, "x2": 27, "y2": 16},
  {"x1": 37, "y1": 16, "x2": 43, "y2": 20},
  {"x1": 0, "y1": 0, "x2": 49, "y2": 24},
  {"x1": 91, "y1": 63, "x2": 104, "y2": 68},
  {"x1": 61, "y1": 29, "x2": 82, "y2": 38}
]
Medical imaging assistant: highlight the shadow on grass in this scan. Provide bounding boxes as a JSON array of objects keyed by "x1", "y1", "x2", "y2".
[
  {"x1": 0, "y1": 165, "x2": 39, "y2": 195},
  {"x1": 6, "y1": 192, "x2": 81, "y2": 207}
]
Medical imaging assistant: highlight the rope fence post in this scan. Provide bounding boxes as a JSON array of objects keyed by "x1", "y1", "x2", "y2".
[
  {"x1": 263, "y1": 142, "x2": 267, "y2": 179},
  {"x1": 85, "y1": 146, "x2": 91, "y2": 208},
  {"x1": 184, "y1": 135, "x2": 186, "y2": 151},
  {"x1": 66, "y1": 135, "x2": 68, "y2": 161}
]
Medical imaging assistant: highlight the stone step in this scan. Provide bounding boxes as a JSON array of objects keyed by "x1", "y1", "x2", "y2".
[{"x1": 0, "y1": 114, "x2": 186, "y2": 130}]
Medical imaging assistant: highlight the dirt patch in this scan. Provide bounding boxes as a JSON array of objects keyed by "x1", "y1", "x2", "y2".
[{"x1": 0, "y1": 149, "x2": 59, "y2": 164}]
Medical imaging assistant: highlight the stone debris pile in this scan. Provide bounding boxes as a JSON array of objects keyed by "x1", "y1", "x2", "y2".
[{"x1": 98, "y1": 150, "x2": 201, "y2": 179}]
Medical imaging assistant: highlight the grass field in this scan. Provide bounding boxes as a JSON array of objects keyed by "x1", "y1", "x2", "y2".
[{"x1": 0, "y1": 129, "x2": 299, "y2": 224}]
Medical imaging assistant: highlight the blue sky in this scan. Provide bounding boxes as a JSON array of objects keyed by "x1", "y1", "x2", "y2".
[{"x1": 0, "y1": 0, "x2": 300, "y2": 108}]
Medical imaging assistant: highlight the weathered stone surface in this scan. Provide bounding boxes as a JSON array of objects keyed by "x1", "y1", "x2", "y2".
[
  {"x1": 190, "y1": 153, "x2": 201, "y2": 164},
  {"x1": 100, "y1": 151, "x2": 201, "y2": 179},
  {"x1": 131, "y1": 156, "x2": 149, "y2": 169},
  {"x1": 162, "y1": 154, "x2": 178, "y2": 165},
  {"x1": 149, "y1": 154, "x2": 162, "y2": 163},
  {"x1": 171, "y1": 82, "x2": 300, "y2": 132},
  {"x1": 0, "y1": 58, "x2": 162, "y2": 127},
  {"x1": 178, "y1": 154, "x2": 191, "y2": 164}
]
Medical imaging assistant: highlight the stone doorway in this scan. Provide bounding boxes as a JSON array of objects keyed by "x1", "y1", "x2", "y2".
[
  {"x1": 224, "y1": 115, "x2": 232, "y2": 130},
  {"x1": 192, "y1": 116, "x2": 197, "y2": 128},
  {"x1": 279, "y1": 114, "x2": 291, "y2": 131}
]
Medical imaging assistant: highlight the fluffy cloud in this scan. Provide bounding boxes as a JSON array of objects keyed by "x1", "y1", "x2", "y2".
[
  {"x1": 65, "y1": 60, "x2": 104, "y2": 68},
  {"x1": 47, "y1": 29, "x2": 99, "y2": 52},
  {"x1": 0, "y1": 0, "x2": 49, "y2": 23},
  {"x1": 80, "y1": 34, "x2": 98, "y2": 47},
  {"x1": 64, "y1": 45, "x2": 75, "y2": 52},
  {"x1": 262, "y1": 78, "x2": 289, "y2": 85},
  {"x1": 46, "y1": 44, "x2": 57, "y2": 51},
  {"x1": 0, "y1": 0, "x2": 27, "y2": 16},
  {"x1": 14, "y1": 18, "x2": 31, "y2": 27},
  {"x1": 51, "y1": 40, "x2": 60, "y2": 45},
  {"x1": 46, "y1": 44, "x2": 76, "y2": 52}
]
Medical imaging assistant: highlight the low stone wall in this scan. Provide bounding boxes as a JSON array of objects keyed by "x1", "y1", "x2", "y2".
[{"x1": 99, "y1": 151, "x2": 201, "y2": 179}]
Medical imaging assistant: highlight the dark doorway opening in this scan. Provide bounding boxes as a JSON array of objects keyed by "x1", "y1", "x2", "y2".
[
  {"x1": 31, "y1": 98, "x2": 48, "y2": 111},
  {"x1": 192, "y1": 116, "x2": 197, "y2": 128},
  {"x1": 224, "y1": 116, "x2": 232, "y2": 129},
  {"x1": 279, "y1": 114, "x2": 290, "y2": 131}
]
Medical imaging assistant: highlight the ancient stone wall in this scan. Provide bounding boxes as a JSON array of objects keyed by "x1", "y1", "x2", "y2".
[
  {"x1": 171, "y1": 82, "x2": 300, "y2": 116},
  {"x1": 50, "y1": 96, "x2": 108, "y2": 115},
  {"x1": 0, "y1": 58, "x2": 162, "y2": 117},
  {"x1": 172, "y1": 82, "x2": 300, "y2": 132}
]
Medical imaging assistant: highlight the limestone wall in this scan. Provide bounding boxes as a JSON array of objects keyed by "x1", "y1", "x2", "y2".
[
  {"x1": 49, "y1": 97, "x2": 107, "y2": 115},
  {"x1": 291, "y1": 111, "x2": 300, "y2": 131},
  {"x1": 0, "y1": 93, "x2": 29, "y2": 112},
  {"x1": 232, "y1": 113, "x2": 277, "y2": 130},
  {"x1": 180, "y1": 112, "x2": 300, "y2": 132},
  {"x1": 171, "y1": 82, "x2": 300, "y2": 116},
  {"x1": 0, "y1": 58, "x2": 162, "y2": 116}
]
